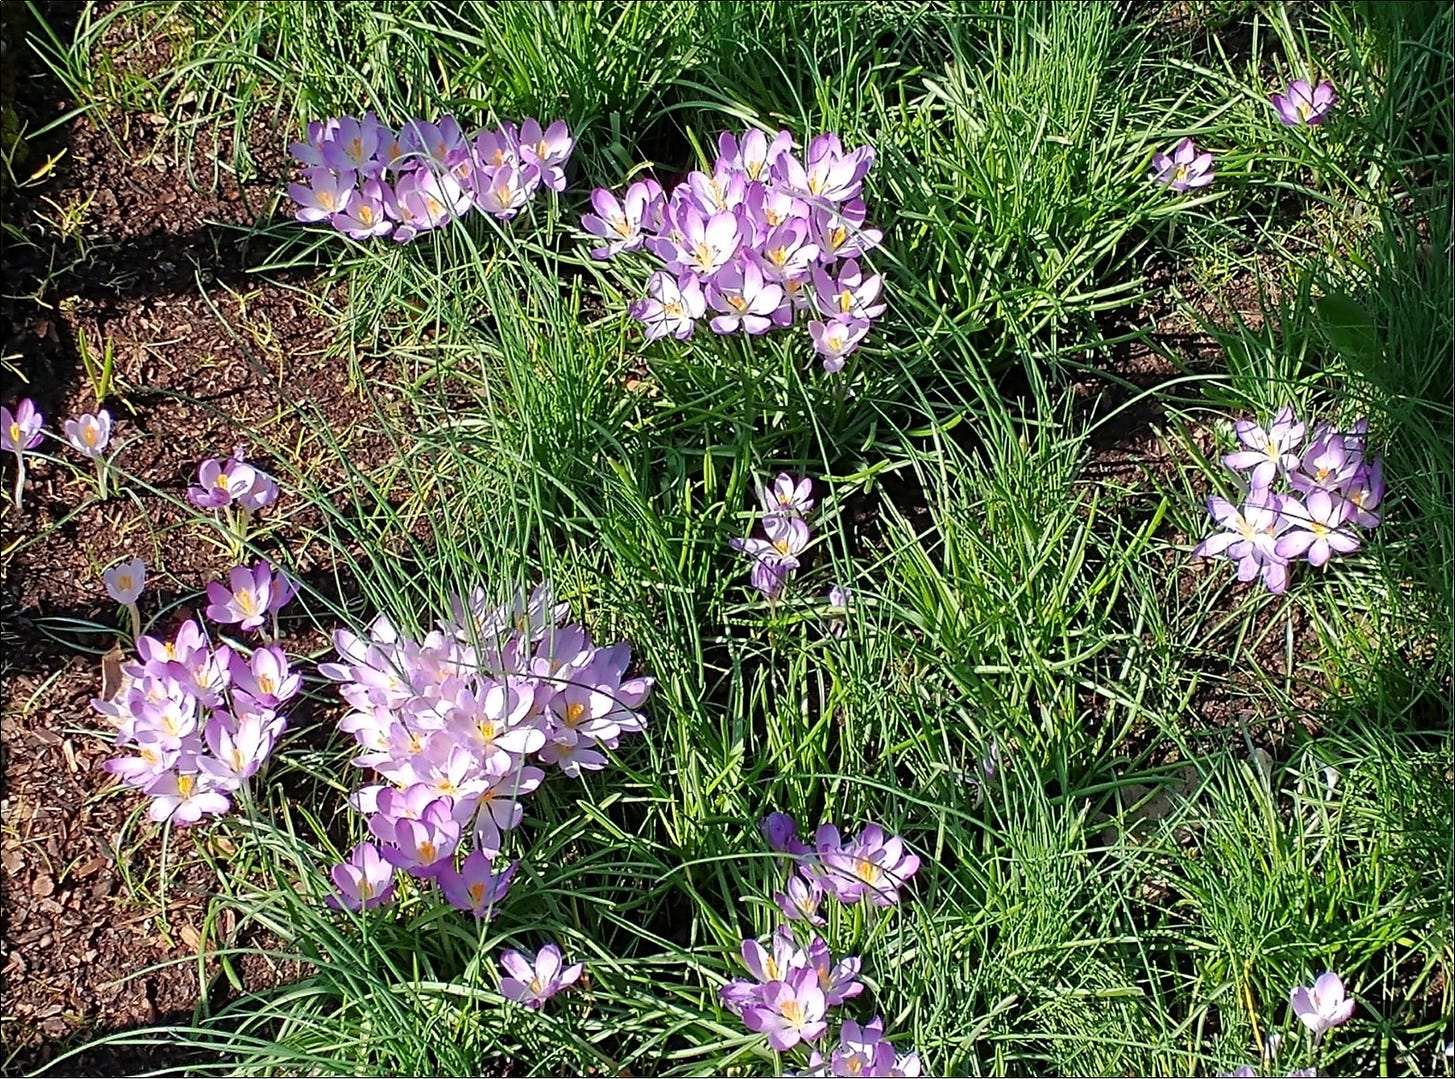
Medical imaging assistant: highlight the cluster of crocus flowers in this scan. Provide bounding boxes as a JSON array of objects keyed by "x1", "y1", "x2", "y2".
[
  {"x1": 318, "y1": 581, "x2": 652, "y2": 917},
  {"x1": 94, "y1": 564, "x2": 298, "y2": 825},
  {"x1": 729, "y1": 474, "x2": 815, "y2": 600},
  {"x1": 187, "y1": 450, "x2": 280, "y2": 554},
  {"x1": 717, "y1": 809, "x2": 923, "y2": 1072},
  {"x1": 1193, "y1": 406, "x2": 1383, "y2": 595},
  {"x1": 288, "y1": 112, "x2": 572, "y2": 241},
  {"x1": 583, "y1": 128, "x2": 886, "y2": 371},
  {"x1": 204, "y1": 560, "x2": 296, "y2": 639}
]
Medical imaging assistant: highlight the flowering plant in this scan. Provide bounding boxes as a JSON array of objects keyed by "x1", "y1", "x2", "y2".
[
  {"x1": 584, "y1": 128, "x2": 886, "y2": 372},
  {"x1": 1193, "y1": 407, "x2": 1383, "y2": 594},
  {"x1": 288, "y1": 113, "x2": 571, "y2": 242}
]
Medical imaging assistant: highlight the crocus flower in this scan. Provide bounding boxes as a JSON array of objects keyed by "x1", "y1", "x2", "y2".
[
  {"x1": 817, "y1": 822, "x2": 921, "y2": 906},
  {"x1": 742, "y1": 966, "x2": 829, "y2": 1051},
  {"x1": 3, "y1": 398, "x2": 44, "y2": 510},
  {"x1": 1275, "y1": 489, "x2": 1361, "y2": 568},
  {"x1": 1148, "y1": 137, "x2": 1214, "y2": 192},
  {"x1": 288, "y1": 167, "x2": 358, "y2": 223},
  {"x1": 1223, "y1": 405, "x2": 1306, "y2": 491},
  {"x1": 371, "y1": 794, "x2": 461, "y2": 877},
  {"x1": 582, "y1": 179, "x2": 663, "y2": 259},
  {"x1": 708, "y1": 259, "x2": 789, "y2": 335},
  {"x1": 321, "y1": 114, "x2": 383, "y2": 173},
  {"x1": 205, "y1": 562, "x2": 282, "y2": 632},
  {"x1": 187, "y1": 457, "x2": 256, "y2": 509},
  {"x1": 518, "y1": 117, "x2": 573, "y2": 192},
  {"x1": 761, "y1": 810, "x2": 802, "y2": 852},
  {"x1": 774, "y1": 875, "x2": 827, "y2": 926},
  {"x1": 664, "y1": 206, "x2": 741, "y2": 278},
  {"x1": 474, "y1": 162, "x2": 542, "y2": 219},
  {"x1": 498, "y1": 943, "x2": 583, "y2": 1008},
  {"x1": 437, "y1": 851, "x2": 518, "y2": 918},
  {"x1": 332, "y1": 182, "x2": 394, "y2": 240},
  {"x1": 809, "y1": 317, "x2": 871, "y2": 373},
  {"x1": 1272, "y1": 79, "x2": 1336, "y2": 126},
  {"x1": 1290, "y1": 971, "x2": 1355, "y2": 1036},
  {"x1": 327, "y1": 841, "x2": 397, "y2": 911},
  {"x1": 1341, "y1": 459, "x2": 1384, "y2": 529},
  {"x1": 145, "y1": 769, "x2": 231, "y2": 825},
  {"x1": 104, "y1": 557, "x2": 146, "y2": 638},
  {"x1": 760, "y1": 473, "x2": 815, "y2": 518},
  {"x1": 1289, "y1": 426, "x2": 1360, "y2": 494},
  {"x1": 104, "y1": 557, "x2": 146, "y2": 606},
  {"x1": 63, "y1": 410, "x2": 112, "y2": 459},
  {"x1": 1192, "y1": 492, "x2": 1292, "y2": 594},
  {"x1": 631, "y1": 271, "x2": 706, "y2": 341}
]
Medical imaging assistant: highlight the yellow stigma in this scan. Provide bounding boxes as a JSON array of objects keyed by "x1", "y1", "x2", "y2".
[
  {"x1": 478, "y1": 719, "x2": 498, "y2": 743},
  {"x1": 258, "y1": 674, "x2": 275, "y2": 695},
  {"x1": 469, "y1": 882, "x2": 485, "y2": 903},
  {"x1": 358, "y1": 879, "x2": 375, "y2": 900},
  {"x1": 116, "y1": 574, "x2": 133, "y2": 592},
  {"x1": 664, "y1": 301, "x2": 684, "y2": 318},
  {"x1": 807, "y1": 175, "x2": 823, "y2": 195},
  {"x1": 535, "y1": 139, "x2": 549, "y2": 158},
  {"x1": 773, "y1": 537, "x2": 791, "y2": 554},
  {"x1": 837, "y1": 291, "x2": 852, "y2": 314},
  {"x1": 747, "y1": 160, "x2": 764, "y2": 179},
  {"x1": 7, "y1": 423, "x2": 19, "y2": 443},
  {"x1": 769, "y1": 247, "x2": 787, "y2": 266},
  {"x1": 84, "y1": 426, "x2": 99, "y2": 446},
  {"x1": 230, "y1": 747, "x2": 246, "y2": 773},
  {"x1": 830, "y1": 226, "x2": 846, "y2": 248},
  {"x1": 318, "y1": 190, "x2": 336, "y2": 211},
  {"x1": 765, "y1": 958, "x2": 780, "y2": 980},
  {"x1": 611, "y1": 214, "x2": 631, "y2": 237},
  {"x1": 692, "y1": 242, "x2": 714, "y2": 269},
  {"x1": 358, "y1": 204, "x2": 375, "y2": 225},
  {"x1": 565, "y1": 702, "x2": 585, "y2": 727},
  {"x1": 728, "y1": 295, "x2": 748, "y2": 313},
  {"x1": 419, "y1": 841, "x2": 437, "y2": 862},
  {"x1": 495, "y1": 184, "x2": 512, "y2": 205},
  {"x1": 348, "y1": 137, "x2": 363, "y2": 159},
  {"x1": 235, "y1": 590, "x2": 257, "y2": 616},
  {"x1": 1174, "y1": 165, "x2": 1189, "y2": 182},
  {"x1": 177, "y1": 774, "x2": 195, "y2": 797},
  {"x1": 765, "y1": 208, "x2": 783, "y2": 226},
  {"x1": 781, "y1": 999, "x2": 804, "y2": 1024},
  {"x1": 854, "y1": 858, "x2": 879, "y2": 882}
]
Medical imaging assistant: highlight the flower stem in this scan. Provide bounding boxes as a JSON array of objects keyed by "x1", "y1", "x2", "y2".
[
  {"x1": 125, "y1": 601, "x2": 141, "y2": 642},
  {"x1": 13, "y1": 453, "x2": 25, "y2": 510},
  {"x1": 95, "y1": 458, "x2": 109, "y2": 500}
]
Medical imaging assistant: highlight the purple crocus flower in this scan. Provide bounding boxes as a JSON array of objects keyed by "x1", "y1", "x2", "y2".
[
  {"x1": 474, "y1": 162, "x2": 542, "y2": 219},
  {"x1": 761, "y1": 810, "x2": 802, "y2": 852},
  {"x1": 829, "y1": 1017, "x2": 901, "y2": 1078},
  {"x1": 327, "y1": 841, "x2": 397, "y2": 911},
  {"x1": 104, "y1": 557, "x2": 146, "y2": 606},
  {"x1": 716, "y1": 127, "x2": 795, "y2": 181},
  {"x1": 321, "y1": 114, "x2": 383, "y2": 173},
  {"x1": 1290, "y1": 970, "x2": 1355, "y2": 1036},
  {"x1": 437, "y1": 851, "x2": 518, "y2": 918},
  {"x1": 205, "y1": 562, "x2": 285, "y2": 632},
  {"x1": 742, "y1": 966, "x2": 829, "y2": 1051},
  {"x1": 1341, "y1": 458, "x2": 1384, "y2": 528},
  {"x1": 811, "y1": 199, "x2": 883, "y2": 262},
  {"x1": 817, "y1": 822, "x2": 921, "y2": 906},
  {"x1": 774, "y1": 875, "x2": 827, "y2": 926},
  {"x1": 331, "y1": 181, "x2": 394, "y2": 239},
  {"x1": 631, "y1": 270, "x2": 706, "y2": 341},
  {"x1": 288, "y1": 167, "x2": 358, "y2": 223},
  {"x1": 1223, "y1": 405, "x2": 1306, "y2": 490},
  {"x1": 1275, "y1": 489, "x2": 1361, "y2": 567},
  {"x1": 582, "y1": 179, "x2": 663, "y2": 259},
  {"x1": 187, "y1": 456, "x2": 255, "y2": 509},
  {"x1": 662, "y1": 206, "x2": 741, "y2": 278},
  {"x1": 518, "y1": 118, "x2": 573, "y2": 192},
  {"x1": 498, "y1": 943, "x2": 583, "y2": 1008},
  {"x1": 760, "y1": 473, "x2": 815, "y2": 518},
  {"x1": 370, "y1": 793, "x2": 461, "y2": 877},
  {"x1": 753, "y1": 219, "x2": 820, "y2": 283},
  {"x1": 1192, "y1": 492, "x2": 1292, "y2": 594},
  {"x1": 63, "y1": 409, "x2": 112, "y2": 459},
  {"x1": 1289, "y1": 427, "x2": 1360, "y2": 494},
  {"x1": 145, "y1": 769, "x2": 231, "y2": 825},
  {"x1": 2, "y1": 398, "x2": 44, "y2": 453},
  {"x1": 1272, "y1": 79, "x2": 1337, "y2": 126},
  {"x1": 1149, "y1": 137, "x2": 1214, "y2": 191},
  {"x1": 708, "y1": 259, "x2": 789, "y2": 335},
  {"x1": 805, "y1": 936, "x2": 863, "y2": 1005},
  {"x1": 811, "y1": 260, "x2": 886, "y2": 322},
  {"x1": 809, "y1": 316, "x2": 871, "y2": 372}
]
